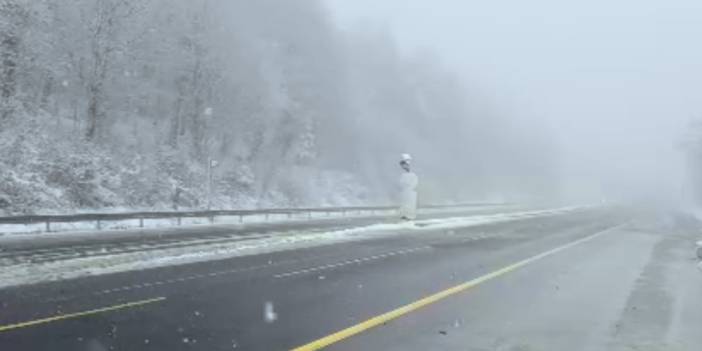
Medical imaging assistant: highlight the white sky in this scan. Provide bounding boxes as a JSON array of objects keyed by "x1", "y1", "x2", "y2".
[{"x1": 327, "y1": 0, "x2": 702, "y2": 202}]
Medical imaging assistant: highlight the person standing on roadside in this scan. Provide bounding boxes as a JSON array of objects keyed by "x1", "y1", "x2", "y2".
[{"x1": 399, "y1": 153, "x2": 418, "y2": 220}]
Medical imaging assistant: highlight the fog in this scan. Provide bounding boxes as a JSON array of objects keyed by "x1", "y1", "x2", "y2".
[
  {"x1": 329, "y1": 0, "x2": 702, "y2": 205},
  {"x1": 2, "y1": 0, "x2": 701, "y2": 214}
]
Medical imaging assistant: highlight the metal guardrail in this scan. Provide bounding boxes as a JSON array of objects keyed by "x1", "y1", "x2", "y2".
[{"x1": 0, "y1": 203, "x2": 506, "y2": 233}]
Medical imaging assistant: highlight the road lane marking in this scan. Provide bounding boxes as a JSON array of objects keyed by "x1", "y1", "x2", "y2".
[
  {"x1": 290, "y1": 224, "x2": 624, "y2": 351},
  {"x1": 88, "y1": 248, "x2": 424, "y2": 299},
  {"x1": 86, "y1": 262, "x2": 292, "y2": 299},
  {"x1": 274, "y1": 247, "x2": 430, "y2": 279},
  {"x1": 0, "y1": 296, "x2": 166, "y2": 333}
]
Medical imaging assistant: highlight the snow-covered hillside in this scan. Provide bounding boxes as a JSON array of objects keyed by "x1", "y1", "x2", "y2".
[{"x1": 0, "y1": 0, "x2": 558, "y2": 214}]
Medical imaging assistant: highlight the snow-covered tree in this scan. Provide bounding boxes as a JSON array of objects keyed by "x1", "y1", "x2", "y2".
[{"x1": 0, "y1": 0, "x2": 559, "y2": 213}]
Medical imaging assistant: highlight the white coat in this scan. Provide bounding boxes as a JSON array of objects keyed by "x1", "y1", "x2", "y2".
[{"x1": 399, "y1": 171, "x2": 418, "y2": 220}]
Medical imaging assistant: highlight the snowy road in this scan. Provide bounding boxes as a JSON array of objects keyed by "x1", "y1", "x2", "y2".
[
  {"x1": 0, "y1": 205, "x2": 552, "y2": 288},
  {"x1": 0, "y1": 207, "x2": 700, "y2": 350}
]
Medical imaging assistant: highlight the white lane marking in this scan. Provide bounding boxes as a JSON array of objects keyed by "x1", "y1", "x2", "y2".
[
  {"x1": 92, "y1": 260, "x2": 296, "y2": 297},
  {"x1": 88, "y1": 247, "x2": 428, "y2": 297},
  {"x1": 273, "y1": 247, "x2": 430, "y2": 279},
  {"x1": 458, "y1": 232, "x2": 505, "y2": 243}
]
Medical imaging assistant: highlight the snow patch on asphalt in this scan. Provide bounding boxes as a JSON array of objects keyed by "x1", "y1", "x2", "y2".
[{"x1": 0, "y1": 206, "x2": 587, "y2": 289}]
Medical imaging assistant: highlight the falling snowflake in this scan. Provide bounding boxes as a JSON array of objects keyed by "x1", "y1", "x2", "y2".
[{"x1": 264, "y1": 301, "x2": 278, "y2": 323}]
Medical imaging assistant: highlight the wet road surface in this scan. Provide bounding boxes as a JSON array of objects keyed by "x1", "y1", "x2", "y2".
[{"x1": 0, "y1": 207, "x2": 700, "y2": 350}]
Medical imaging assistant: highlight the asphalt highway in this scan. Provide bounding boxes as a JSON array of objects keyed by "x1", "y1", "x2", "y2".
[{"x1": 0, "y1": 207, "x2": 700, "y2": 351}]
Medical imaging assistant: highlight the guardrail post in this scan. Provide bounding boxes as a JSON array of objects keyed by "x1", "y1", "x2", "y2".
[{"x1": 0, "y1": 204, "x2": 486, "y2": 235}]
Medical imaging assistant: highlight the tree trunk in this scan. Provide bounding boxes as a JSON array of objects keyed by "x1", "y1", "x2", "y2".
[
  {"x1": 40, "y1": 75, "x2": 54, "y2": 110},
  {"x1": 85, "y1": 39, "x2": 108, "y2": 141},
  {"x1": 85, "y1": 83, "x2": 101, "y2": 140},
  {"x1": 168, "y1": 96, "x2": 182, "y2": 147},
  {"x1": 0, "y1": 33, "x2": 18, "y2": 120}
]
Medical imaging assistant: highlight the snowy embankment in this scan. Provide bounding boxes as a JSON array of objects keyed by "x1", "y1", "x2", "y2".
[
  {"x1": 0, "y1": 209, "x2": 398, "y2": 236},
  {"x1": 0, "y1": 204, "x2": 515, "y2": 236},
  {"x1": 0, "y1": 206, "x2": 586, "y2": 289}
]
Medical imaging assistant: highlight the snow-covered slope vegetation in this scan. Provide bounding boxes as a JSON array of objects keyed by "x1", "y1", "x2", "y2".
[{"x1": 0, "y1": 0, "x2": 557, "y2": 214}]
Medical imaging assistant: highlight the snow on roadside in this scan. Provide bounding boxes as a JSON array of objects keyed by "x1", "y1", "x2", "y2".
[
  {"x1": 0, "y1": 209, "x2": 401, "y2": 236},
  {"x1": 0, "y1": 206, "x2": 587, "y2": 289},
  {"x1": 0, "y1": 205, "x2": 516, "y2": 236}
]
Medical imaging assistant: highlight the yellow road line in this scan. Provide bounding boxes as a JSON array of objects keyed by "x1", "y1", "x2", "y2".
[
  {"x1": 0, "y1": 296, "x2": 166, "y2": 333},
  {"x1": 291, "y1": 224, "x2": 622, "y2": 351}
]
